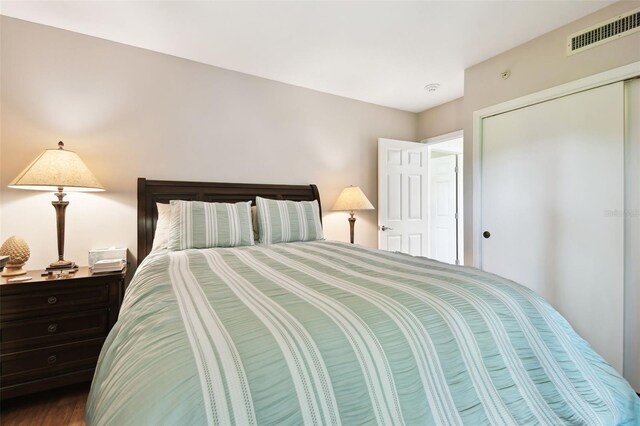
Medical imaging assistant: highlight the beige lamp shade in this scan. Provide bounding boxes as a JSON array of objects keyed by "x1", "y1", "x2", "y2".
[
  {"x1": 9, "y1": 142, "x2": 104, "y2": 192},
  {"x1": 331, "y1": 186, "x2": 374, "y2": 212}
]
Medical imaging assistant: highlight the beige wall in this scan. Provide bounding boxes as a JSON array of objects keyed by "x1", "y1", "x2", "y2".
[
  {"x1": 0, "y1": 17, "x2": 417, "y2": 269},
  {"x1": 416, "y1": 97, "x2": 464, "y2": 141},
  {"x1": 3, "y1": 2, "x2": 639, "y2": 271},
  {"x1": 462, "y1": 1, "x2": 640, "y2": 265}
]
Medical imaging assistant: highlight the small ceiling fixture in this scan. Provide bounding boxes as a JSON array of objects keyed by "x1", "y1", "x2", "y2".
[{"x1": 424, "y1": 83, "x2": 440, "y2": 92}]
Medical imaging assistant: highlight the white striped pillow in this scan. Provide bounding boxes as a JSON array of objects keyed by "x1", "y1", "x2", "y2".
[
  {"x1": 256, "y1": 197, "x2": 324, "y2": 244},
  {"x1": 168, "y1": 200, "x2": 254, "y2": 250}
]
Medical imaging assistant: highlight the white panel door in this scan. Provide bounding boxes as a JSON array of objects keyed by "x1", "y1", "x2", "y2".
[
  {"x1": 481, "y1": 82, "x2": 624, "y2": 372},
  {"x1": 378, "y1": 138, "x2": 428, "y2": 256},
  {"x1": 429, "y1": 154, "x2": 457, "y2": 263}
]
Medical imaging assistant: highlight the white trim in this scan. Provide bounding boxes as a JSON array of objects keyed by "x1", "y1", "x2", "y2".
[
  {"x1": 421, "y1": 130, "x2": 463, "y2": 145},
  {"x1": 472, "y1": 61, "x2": 640, "y2": 268}
]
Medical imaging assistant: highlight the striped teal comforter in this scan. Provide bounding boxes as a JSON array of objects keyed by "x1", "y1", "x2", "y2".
[{"x1": 87, "y1": 241, "x2": 639, "y2": 425}]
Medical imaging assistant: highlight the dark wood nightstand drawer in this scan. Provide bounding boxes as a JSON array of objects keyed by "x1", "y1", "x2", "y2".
[
  {"x1": 1, "y1": 309, "x2": 109, "y2": 352},
  {"x1": 1, "y1": 284, "x2": 109, "y2": 318},
  {"x1": 0, "y1": 338, "x2": 105, "y2": 386},
  {"x1": 0, "y1": 267, "x2": 124, "y2": 399}
]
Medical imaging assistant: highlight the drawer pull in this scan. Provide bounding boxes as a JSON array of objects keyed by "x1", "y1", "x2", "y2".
[
  {"x1": 48, "y1": 323, "x2": 58, "y2": 333},
  {"x1": 47, "y1": 296, "x2": 58, "y2": 305},
  {"x1": 47, "y1": 355, "x2": 57, "y2": 365}
]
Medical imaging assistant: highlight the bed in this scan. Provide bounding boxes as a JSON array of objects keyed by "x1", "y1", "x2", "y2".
[{"x1": 86, "y1": 178, "x2": 639, "y2": 425}]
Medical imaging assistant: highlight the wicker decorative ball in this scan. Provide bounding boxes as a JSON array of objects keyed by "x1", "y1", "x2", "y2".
[{"x1": 0, "y1": 236, "x2": 30, "y2": 277}]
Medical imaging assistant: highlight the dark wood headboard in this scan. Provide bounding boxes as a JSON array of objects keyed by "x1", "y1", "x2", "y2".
[{"x1": 137, "y1": 178, "x2": 322, "y2": 265}]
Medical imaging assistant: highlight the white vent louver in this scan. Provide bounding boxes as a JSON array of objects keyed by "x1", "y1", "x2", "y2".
[{"x1": 567, "y1": 7, "x2": 640, "y2": 55}]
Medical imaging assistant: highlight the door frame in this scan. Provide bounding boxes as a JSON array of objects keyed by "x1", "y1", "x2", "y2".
[
  {"x1": 423, "y1": 130, "x2": 463, "y2": 263},
  {"x1": 472, "y1": 61, "x2": 640, "y2": 269}
]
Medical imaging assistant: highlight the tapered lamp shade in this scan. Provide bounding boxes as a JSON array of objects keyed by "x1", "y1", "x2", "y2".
[
  {"x1": 9, "y1": 144, "x2": 104, "y2": 192},
  {"x1": 332, "y1": 186, "x2": 374, "y2": 244},
  {"x1": 331, "y1": 186, "x2": 374, "y2": 212},
  {"x1": 8, "y1": 141, "x2": 104, "y2": 269}
]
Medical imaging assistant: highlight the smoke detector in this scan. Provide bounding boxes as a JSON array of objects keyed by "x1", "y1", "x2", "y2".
[{"x1": 424, "y1": 83, "x2": 440, "y2": 92}]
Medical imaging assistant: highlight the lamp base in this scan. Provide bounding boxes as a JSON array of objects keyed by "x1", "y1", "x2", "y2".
[
  {"x1": 348, "y1": 215, "x2": 356, "y2": 244},
  {"x1": 48, "y1": 260, "x2": 74, "y2": 270}
]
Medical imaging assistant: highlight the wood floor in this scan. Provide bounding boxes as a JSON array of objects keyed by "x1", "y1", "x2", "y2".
[{"x1": 0, "y1": 383, "x2": 90, "y2": 426}]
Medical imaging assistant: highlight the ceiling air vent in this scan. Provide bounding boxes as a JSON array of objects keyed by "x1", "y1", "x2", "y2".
[{"x1": 567, "y1": 7, "x2": 640, "y2": 55}]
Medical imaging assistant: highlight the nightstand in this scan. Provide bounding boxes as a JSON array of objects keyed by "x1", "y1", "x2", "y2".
[{"x1": 0, "y1": 267, "x2": 125, "y2": 400}]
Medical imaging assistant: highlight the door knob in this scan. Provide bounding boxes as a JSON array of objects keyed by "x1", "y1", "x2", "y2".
[
  {"x1": 483, "y1": 231, "x2": 491, "y2": 239},
  {"x1": 381, "y1": 225, "x2": 394, "y2": 231}
]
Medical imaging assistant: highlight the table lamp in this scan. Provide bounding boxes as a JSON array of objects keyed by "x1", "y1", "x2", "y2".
[
  {"x1": 9, "y1": 141, "x2": 105, "y2": 269},
  {"x1": 332, "y1": 185, "x2": 374, "y2": 244}
]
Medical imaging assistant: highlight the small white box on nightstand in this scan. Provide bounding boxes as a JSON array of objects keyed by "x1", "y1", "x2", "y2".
[{"x1": 89, "y1": 247, "x2": 127, "y2": 268}]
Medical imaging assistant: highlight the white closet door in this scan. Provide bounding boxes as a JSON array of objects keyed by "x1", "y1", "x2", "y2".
[{"x1": 481, "y1": 82, "x2": 624, "y2": 372}]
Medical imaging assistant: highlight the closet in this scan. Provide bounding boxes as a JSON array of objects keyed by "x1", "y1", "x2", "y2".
[{"x1": 480, "y1": 78, "x2": 639, "y2": 388}]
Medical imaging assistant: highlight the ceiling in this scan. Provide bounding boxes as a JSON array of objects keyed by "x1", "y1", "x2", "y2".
[{"x1": 1, "y1": 1, "x2": 615, "y2": 112}]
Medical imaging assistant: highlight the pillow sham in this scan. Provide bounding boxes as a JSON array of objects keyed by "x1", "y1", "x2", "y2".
[
  {"x1": 168, "y1": 200, "x2": 254, "y2": 250},
  {"x1": 256, "y1": 197, "x2": 323, "y2": 244},
  {"x1": 151, "y1": 202, "x2": 172, "y2": 251}
]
